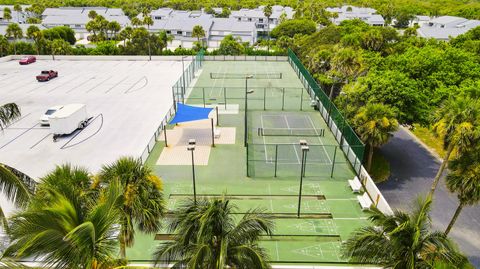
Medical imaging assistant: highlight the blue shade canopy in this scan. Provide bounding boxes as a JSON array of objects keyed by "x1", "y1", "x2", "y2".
[{"x1": 169, "y1": 103, "x2": 213, "y2": 124}]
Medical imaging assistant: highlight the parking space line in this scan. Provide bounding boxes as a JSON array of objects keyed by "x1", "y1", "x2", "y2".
[{"x1": 0, "y1": 123, "x2": 39, "y2": 149}]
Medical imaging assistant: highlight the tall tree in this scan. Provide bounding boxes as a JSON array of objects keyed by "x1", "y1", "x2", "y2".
[
  {"x1": 192, "y1": 25, "x2": 205, "y2": 49},
  {"x1": 444, "y1": 150, "x2": 480, "y2": 235},
  {"x1": 154, "y1": 198, "x2": 273, "y2": 268},
  {"x1": 107, "y1": 20, "x2": 121, "y2": 40},
  {"x1": 88, "y1": 10, "x2": 97, "y2": 20},
  {"x1": 5, "y1": 23, "x2": 23, "y2": 55},
  {"x1": 3, "y1": 7, "x2": 12, "y2": 22},
  {"x1": 157, "y1": 30, "x2": 173, "y2": 53},
  {"x1": 26, "y1": 25, "x2": 42, "y2": 55},
  {"x1": 0, "y1": 102, "x2": 30, "y2": 229},
  {"x1": 0, "y1": 35, "x2": 9, "y2": 57},
  {"x1": 143, "y1": 13, "x2": 154, "y2": 60},
  {"x1": 342, "y1": 196, "x2": 468, "y2": 268},
  {"x1": 130, "y1": 17, "x2": 142, "y2": 28},
  {"x1": 263, "y1": 5, "x2": 273, "y2": 52},
  {"x1": 50, "y1": 39, "x2": 71, "y2": 60},
  {"x1": 352, "y1": 103, "x2": 398, "y2": 172},
  {"x1": 4, "y1": 165, "x2": 124, "y2": 268},
  {"x1": 429, "y1": 96, "x2": 480, "y2": 197},
  {"x1": 99, "y1": 157, "x2": 165, "y2": 259},
  {"x1": 13, "y1": 4, "x2": 22, "y2": 23},
  {"x1": 118, "y1": 26, "x2": 133, "y2": 47}
]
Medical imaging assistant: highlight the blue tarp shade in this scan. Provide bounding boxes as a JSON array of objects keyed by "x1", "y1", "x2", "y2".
[{"x1": 169, "y1": 103, "x2": 213, "y2": 124}]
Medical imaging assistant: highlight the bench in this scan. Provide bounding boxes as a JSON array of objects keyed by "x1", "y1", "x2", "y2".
[
  {"x1": 214, "y1": 128, "x2": 221, "y2": 138},
  {"x1": 357, "y1": 192, "x2": 373, "y2": 211},
  {"x1": 348, "y1": 176, "x2": 362, "y2": 193}
]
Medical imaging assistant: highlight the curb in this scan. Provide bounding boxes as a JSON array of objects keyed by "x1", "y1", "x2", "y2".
[{"x1": 399, "y1": 125, "x2": 442, "y2": 163}]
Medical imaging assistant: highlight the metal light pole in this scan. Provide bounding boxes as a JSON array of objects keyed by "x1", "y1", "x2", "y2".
[
  {"x1": 297, "y1": 140, "x2": 309, "y2": 218},
  {"x1": 187, "y1": 139, "x2": 196, "y2": 204},
  {"x1": 244, "y1": 75, "x2": 254, "y2": 147}
]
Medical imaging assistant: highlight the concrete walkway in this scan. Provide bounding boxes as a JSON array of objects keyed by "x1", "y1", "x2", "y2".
[{"x1": 378, "y1": 126, "x2": 480, "y2": 267}]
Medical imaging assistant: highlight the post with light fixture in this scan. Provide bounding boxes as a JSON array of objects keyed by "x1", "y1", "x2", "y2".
[
  {"x1": 244, "y1": 75, "x2": 254, "y2": 147},
  {"x1": 181, "y1": 56, "x2": 189, "y2": 103},
  {"x1": 297, "y1": 140, "x2": 309, "y2": 218},
  {"x1": 187, "y1": 139, "x2": 197, "y2": 204}
]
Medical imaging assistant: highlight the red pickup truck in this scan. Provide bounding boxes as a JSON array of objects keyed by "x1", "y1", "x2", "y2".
[{"x1": 36, "y1": 70, "x2": 58, "y2": 82}]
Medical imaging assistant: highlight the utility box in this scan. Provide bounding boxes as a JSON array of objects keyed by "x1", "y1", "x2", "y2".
[{"x1": 50, "y1": 104, "x2": 89, "y2": 141}]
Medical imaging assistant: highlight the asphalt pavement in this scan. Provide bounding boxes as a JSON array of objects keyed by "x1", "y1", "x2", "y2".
[{"x1": 378, "y1": 127, "x2": 480, "y2": 267}]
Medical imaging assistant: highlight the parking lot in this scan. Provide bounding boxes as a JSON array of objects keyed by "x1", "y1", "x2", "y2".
[{"x1": 0, "y1": 58, "x2": 185, "y2": 213}]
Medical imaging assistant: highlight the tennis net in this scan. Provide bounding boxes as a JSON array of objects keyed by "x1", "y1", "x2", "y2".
[
  {"x1": 210, "y1": 73, "x2": 283, "y2": 79},
  {"x1": 258, "y1": 128, "x2": 325, "y2": 137}
]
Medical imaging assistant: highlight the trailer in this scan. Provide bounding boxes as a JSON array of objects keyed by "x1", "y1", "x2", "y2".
[{"x1": 49, "y1": 104, "x2": 89, "y2": 142}]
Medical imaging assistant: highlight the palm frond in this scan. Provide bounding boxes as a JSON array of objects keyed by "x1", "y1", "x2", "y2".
[
  {"x1": 0, "y1": 103, "x2": 21, "y2": 130},
  {"x1": 0, "y1": 164, "x2": 31, "y2": 206}
]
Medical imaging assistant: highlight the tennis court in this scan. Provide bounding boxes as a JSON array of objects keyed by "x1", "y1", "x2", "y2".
[{"x1": 128, "y1": 60, "x2": 369, "y2": 264}]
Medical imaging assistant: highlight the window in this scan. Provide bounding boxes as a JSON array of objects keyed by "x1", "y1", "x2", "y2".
[
  {"x1": 238, "y1": 18, "x2": 241, "y2": 21},
  {"x1": 177, "y1": 31, "x2": 182, "y2": 35},
  {"x1": 74, "y1": 24, "x2": 81, "y2": 28},
  {"x1": 154, "y1": 16, "x2": 162, "y2": 20},
  {"x1": 259, "y1": 18, "x2": 263, "y2": 22},
  {"x1": 248, "y1": 18, "x2": 252, "y2": 21},
  {"x1": 166, "y1": 30, "x2": 171, "y2": 34}
]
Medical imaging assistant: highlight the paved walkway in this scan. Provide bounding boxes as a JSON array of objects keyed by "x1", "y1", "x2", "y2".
[{"x1": 378, "y1": 127, "x2": 480, "y2": 267}]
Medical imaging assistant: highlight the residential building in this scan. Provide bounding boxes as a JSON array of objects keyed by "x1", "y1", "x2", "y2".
[
  {"x1": 41, "y1": 7, "x2": 130, "y2": 39},
  {"x1": 0, "y1": 23, "x2": 46, "y2": 37},
  {"x1": 417, "y1": 16, "x2": 480, "y2": 40},
  {"x1": 326, "y1": 6, "x2": 385, "y2": 26},
  {"x1": 146, "y1": 8, "x2": 257, "y2": 48},
  {"x1": 230, "y1": 5, "x2": 294, "y2": 35},
  {"x1": 408, "y1": 15, "x2": 431, "y2": 27}
]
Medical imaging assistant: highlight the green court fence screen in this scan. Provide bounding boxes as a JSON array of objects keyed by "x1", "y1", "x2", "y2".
[{"x1": 287, "y1": 49, "x2": 365, "y2": 162}]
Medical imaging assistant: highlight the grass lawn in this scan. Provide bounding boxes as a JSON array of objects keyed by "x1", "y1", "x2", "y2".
[
  {"x1": 370, "y1": 149, "x2": 390, "y2": 183},
  {"x1": 411, "y1": 124, "x2": 456, "y2": 160}
]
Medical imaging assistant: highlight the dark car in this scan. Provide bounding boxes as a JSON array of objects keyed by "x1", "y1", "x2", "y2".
[
  {"x1": 36, "y1": 70, "x2": 58, "y2": 82},
  {"x1": 19, "y1": 56, "x2": 36, "y2": 65}
]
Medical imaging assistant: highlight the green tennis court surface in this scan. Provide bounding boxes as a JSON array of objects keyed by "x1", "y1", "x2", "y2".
[{"x1": 127, "y1": 61, "x2": 369, "y2": 264}]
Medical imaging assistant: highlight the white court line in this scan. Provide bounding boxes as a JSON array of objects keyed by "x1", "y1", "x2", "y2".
[
  {"x1": 306, "y1": 115, "x2": 332, "y2": 164},
  {"x1": 283, "y1": 115, "x2": 301, "y2": 164},
  {"x1": 260, "y1": 114, "x2": 270, "y2": 163}
]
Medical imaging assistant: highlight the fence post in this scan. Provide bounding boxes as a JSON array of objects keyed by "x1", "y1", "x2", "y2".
[
  {"x1": 263, "y1": 87, "x2": 266, "y2": 110},
  {"x1": 300, "y1": 87, "x2": 304, "y2": 111},
  {"x1": 330, "y1": 146, "x2": 337, "y2": 178},
  {"x1": 224, "y1": 87, "x2": 227, "y2": 110},
  {"x1": 274, "y1": 145, "x2": 278, "y2": 177},
  {"x1": 282, "y1": 88, "x2": 285, "y2": 110},
  {"x1": 202, "y1": 88, "x2": 206, "y2": 108}
]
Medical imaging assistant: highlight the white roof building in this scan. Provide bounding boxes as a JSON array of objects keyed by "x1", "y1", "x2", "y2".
[
  {"x1": 417, "y1": 15, "x2": 480, "y2": 40},
  {"x1": 41, "y1": 7, "x2": 130, "y2": 38},
  {"x1": 146, "y1": 8, "x2": 258, "y2": 48},
  {"x1": 230, "y1": 5, "x2": 294, "y2": 33},
  {"x1": 326, "y1": 5, "x2": 385, "y2": 26}
]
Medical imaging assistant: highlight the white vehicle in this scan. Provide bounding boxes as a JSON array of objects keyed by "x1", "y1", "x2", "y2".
[
  {"x1": 39, "y1": 105, "x2": 64, "y2": 126},
  {"x1": 49, "y1": 104, "x2": 89, "y2": 141}
]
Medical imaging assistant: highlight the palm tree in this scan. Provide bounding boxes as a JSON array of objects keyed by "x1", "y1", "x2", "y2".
[
  {"x1": 154, "y1": 198, "x2": 274, "y2": 269},
  {"x1": 444, "y1": 149, "x2": 480, "y2": 235},
  {"x1": 50, "y1": 39, "x2": 71, "y2": 60},
  {"x1": 107, "y1": 21, "x2": 121, "y2": 40},
  {"x1": 4, "y1": 165, "x2": 124, "y2": 268},
  {"x1": 330, "y1": 47, "x2": 364, "y2": 84},
  {"x1": 5, "y1": 23, "x2": 23, "y2": 55},
  {"x1": 192, "y1": 25, "x2": 205, "y2": 49},
  {"x1": 131, "y1": 17, "x2": 142, "y2": 28},
  {"x1": 0, "y1": 35, "x2": 9, "y2": 57},
  {"x1": 3, "y1": 7, "x2": 12, "y2": 23},
  {"x1": 352, "y1": 103, "x2": 398, "y2": 172},
  {"x1": 118, "y1": 26, "x2": 133, "y2": 47},
  {"x1": 99, "y1": 157, "x2": 165, "y2": 259},
  {"x1": 88, "y1": 10, "x2": 98, "y2": 20},
  {"x1": 143, "y1": 15, "x2": 154, "y2": 60},
  {"x1": 13, "y1": 4, "x2": 22, "y2": 23},
  {"x1": 263, "y1": 5, "x2": 273, "y2": 52},
  {"x1": 429, "y1": 96, "x2": 480, "y2": 197},
  {"x1": 0, "y1": 103, "x2": 30, "y2": 229},
  {"x1": 26, "y1": 25, "x2": 42, "y2": 55},
  {"x1": 158, "y1": 30, "x2": 173, "y2": 53},
  {"x1": 342, "y1": 196, "x2": 468, "y2": 268}
]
